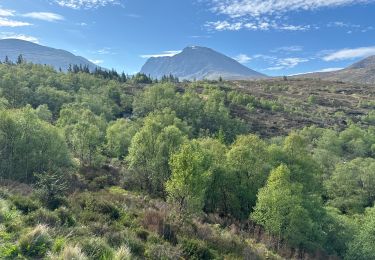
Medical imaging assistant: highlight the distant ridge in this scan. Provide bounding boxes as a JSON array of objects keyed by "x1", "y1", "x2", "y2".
[
  {"x1": 140, "y1": 46, "x2": 267, "y2": 80},
  {"x1": 295, "y1": 55, "x2": 375, "y2": 84},
  {"x1": 0, "y1": 39, "x2": 97, "y2": 71}
]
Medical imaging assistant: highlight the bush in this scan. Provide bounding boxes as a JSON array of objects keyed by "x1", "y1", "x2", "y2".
[
  {"x1": 181, "y1": 238, "x2": 214, "y2": 260},
  {"x1": 19, "y1": 225, "x2": 53, "y2": 258},
  {"x1": 26, "y1": 208, "x2": 60, "y2": 227},
  {"x1": 95, "y1": 200, "x2": 121, "y2": 220},
  {"x1": 0, "y1": 243, "x2": 20, "y2": 259},
  {"x1": 109, "y1": 230, "x2": 144, "y2": 256},
  {"x1": 80, "y1": 238, "x2": 113, "y2": 260},
  {"x1": 11, "y1": 195, "x2": 39, "y2": 214},
  {"x1": 114, "y1": 246, "x2": 132, "y2": 260},
  {"x1": 55, "y1": 206, "x2": 76, "y2": 227},
  {"x1": 58, "y1": 244, "x2": 88, "y2": 260},
  {"x1": 145, "y1": 243, "x2": 183, "y2": 260}
]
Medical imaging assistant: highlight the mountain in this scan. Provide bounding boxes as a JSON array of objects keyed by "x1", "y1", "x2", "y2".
[
  {"x1": 295, "y1": 55, "x2": 375, "y2": 84},
  {"x1": 140, "y1": 46, "x2": 267, "y2": 80},
  {"x1": 0, "y1": 39, "x2": 97, "y2": 71}
]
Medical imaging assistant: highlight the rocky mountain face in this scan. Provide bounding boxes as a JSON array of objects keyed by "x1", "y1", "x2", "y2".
[{"x1": 140, "y1": 46, "x2": 267, "y2": 80}]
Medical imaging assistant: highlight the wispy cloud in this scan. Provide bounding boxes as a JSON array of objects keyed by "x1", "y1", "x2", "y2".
[
  {"x1": 234, "y1": 54, "x2": 252, "y2": 63},
  {"x1": 0, "y1": 7, "x2": 32, "y2": 27},
  {"x1": 210, "y1": 0, "x2": 374, "y2": 18},
  {"x1": 206, "y1": 20, "x2": 311, "y2": 31},
  {"x1": 95, "y1": 47, "x2": 115, "y2": 55},
  {"x1": 23, "y1": 12, "x2": 64, "y2": 22},
  {"x1": 206, "y1": 0, "x2": 374, "y2": 32},
  {"x1": 89, "y1": 59, "x2": 104, "y2": 64},
  {"x1": 290, "y1": 67, "x2": 343, "y2": 76},
  {"x1": 140, "y1": 50, "x2": 182, "y2": 58},
  {"x1": 258, "y1": 56, "x2": 309, "y2": 70},
  {"x1": 323, "y1": 46, "x2": 375, "y2": 61},
  {"x1": 0, "y1": 17, "x2": 32, "y2": 27},
  {"x1": 271, "y1": 46, "x2": 303, "y2": 53},
  {"x1": 0, "y1": 32, "x2": 39, "y2": 43},
  {"x1": 55, "y1": 0, "x2": 119, "y2": 9},
  {"x1": 0, "y1": 8, "x2": 15, "y2": 17}
]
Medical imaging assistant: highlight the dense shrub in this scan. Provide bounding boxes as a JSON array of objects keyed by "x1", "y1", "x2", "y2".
[
  {"x1": 19, "y1": 225, "x2": 53, "y2": 258},
  {"x1": 80, "y1": 238, "x2": 113, "y2": 260},
  {"x1": 181, "y1": 238, "x2": 215, "y2": 260},
  {"x1": 26, "y1": 208, "x2": 60, "y2": 227},
  {"x1": 11, "y1": 195, "x2": 40, "y2": 214},
  {"x1": 145, "y1": 243, "x2": 183, "y2": 259}
]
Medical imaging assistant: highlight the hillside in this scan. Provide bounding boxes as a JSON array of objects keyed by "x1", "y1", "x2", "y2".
[
  {"x1": 1, "y1": 63, "x2": 375, "y2": 259},
  {"x1": 0, "y1": 39, "x2": 97, "y2": 71},
  {"x1": 141, "y1": 46, "x2": 267, "y2": 80},
  {"x1": 295, "y1": 55, "x2": 375, "y2": 84}
]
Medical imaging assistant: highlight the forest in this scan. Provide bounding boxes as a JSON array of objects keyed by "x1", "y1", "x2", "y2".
[{"x1": 1, "y1": 61, "x2": 375, "y2": 260}]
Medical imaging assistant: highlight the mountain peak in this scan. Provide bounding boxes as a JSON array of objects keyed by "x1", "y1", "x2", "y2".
[
  {"x1": 0, "y1": 39, "x2": 97, "y2": 71},
  {"x1": 141, "y1": 46, "x2": 266, "y2": 80}
]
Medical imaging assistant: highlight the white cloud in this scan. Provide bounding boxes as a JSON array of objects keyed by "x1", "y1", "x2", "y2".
[
  {"x1": 234, "y1": 54, "x2": 252, "y2": 63},
  {"x1": 206, "y1": 20, "x2": 311, "y2": 31},
  {"x1": 89, "y1": 59, "x2": 104, "y2": 64},
  {"x1": 210, "y1": 0, "x2": 374, "y2": 18},
  {"x1": 272, "y1": 46, "x2": 303, "y2": 52},
  {"x1": 140, "y1": 50, "x2": 182, "y2": 58},
  {"x1": 318, "y1": 67, "x2": 344, "y2": 72},
  {"x1": 323, "y1": 46, "x2": 375, "y2": 61},
  {"x1": 23, "y1": 12, "x2": 64, "y2": 22},
  {"x1": 0, "y1": 8, "x2": 15, "y2": 17},
  {"x1": 94, "y1": 47, "x2": 114, "y2": 55},
  {"x1": 0, "y1": 32, "x2": 39, "y2": 43},
  {"x1": 290, "y1": 67, "x2": 343, "y2": 75},
  {"x1": 0, "y1": 17, "x2": 32, "y2": 27},
  {"x1": 206, "y1": 0, "x2": 373, "y2": 32},
  {"x1": 55, "y1": 0, "x2": 119, "y2": 9},
  {"x1": 264, "y1": 57, "x2": 309, "y2": 70}
]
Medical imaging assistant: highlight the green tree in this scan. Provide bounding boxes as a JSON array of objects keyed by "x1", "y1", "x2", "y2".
[
  {"x1": 346, "y1": 206, "x2": 375, "y2": 260},
  {"x1": 251, "y1": 165, "x2": 323, "y2": 249},
  {"x1": 105, "y1": 118, "x2": 140, "y2": 159},
  {"x1": 127, "y1": 109, "x2": 188, "y2": 195},
  {"x1": 325, "y1": 158, "x2": 375, "y2": 214},
  {"x1": 58, "y1": 105, "x2": 106, "y2": 167},
  {"x1": 166, "y1": 140, "x2": 211, "y2": 214},
  {"x1": 0, "y1": 107, "x2": 72, "y2": 182},
  {"x1": 227, "y1": 135, "x2": 269, "y2": 218}
]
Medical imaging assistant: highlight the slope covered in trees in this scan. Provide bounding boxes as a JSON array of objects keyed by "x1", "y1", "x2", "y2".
[{"x1": 0, "y1": 62, "x2": 375, "y2": 259}]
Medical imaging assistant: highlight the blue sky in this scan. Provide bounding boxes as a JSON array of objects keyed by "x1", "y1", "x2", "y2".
[{"x1": 0, "y1": 0, "x2": 375, "y2": 76}]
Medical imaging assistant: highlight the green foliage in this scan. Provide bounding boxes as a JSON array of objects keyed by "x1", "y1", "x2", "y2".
[
  {"x1": 346, "y1": 207, "x2": 375, "y2": 260},
  {"x1": 227, "y1": 135, "x2": 270, "y2": 218},
  {"x1": 35, "y1": 171, "x2": 69, "y2": 210},
  {"x1": 166, "y1": 140, "x2": 211, "y2": 213},
  {"x1": 325, "y1": 158, "x2": 375, "y2": 214},
  {"x1": 19, "y1": 225, "x2": 53, "y2": 258},
  {"x1": 127, "y1": 109, "x2": 188, "y2": 195},
  {"x1": 105, "y1": 118, "x2": 140, "y2": 158},
  {"x1": 181, "y1": 238, "x2": 214, "y2": 260},
  {"x1": 80, "y1": 237, "x2": 114, "y2": 260},
  {"x1": 251, "y1": 165, "x2": 324, "y2": 250},
  {"x1": 0, "y1": 107, "x2": 72, "y2": 182},
  {"x1": 58, "y1": 105, "x2": 106, "y2": 167},
  {"x1": 11, "y1": 195, "x2": 40, "y2": 214}
]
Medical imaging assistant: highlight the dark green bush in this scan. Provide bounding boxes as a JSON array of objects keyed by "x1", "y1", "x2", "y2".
[
  {"x1": 11, "y1": 195, "x2": 39, "y2": 214},
  {"x1": 181, "y1": 238, "x2": 214, "y2": 260},
  {"x1": 55, "y1": 206, "x2": 76, "y2": 227},
  {"x1": 26, "y1": 208, "x2": 60, "y2": 227},
  {"x1": 80, "y1": 237, "x2": 113, "y2": 260}
]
